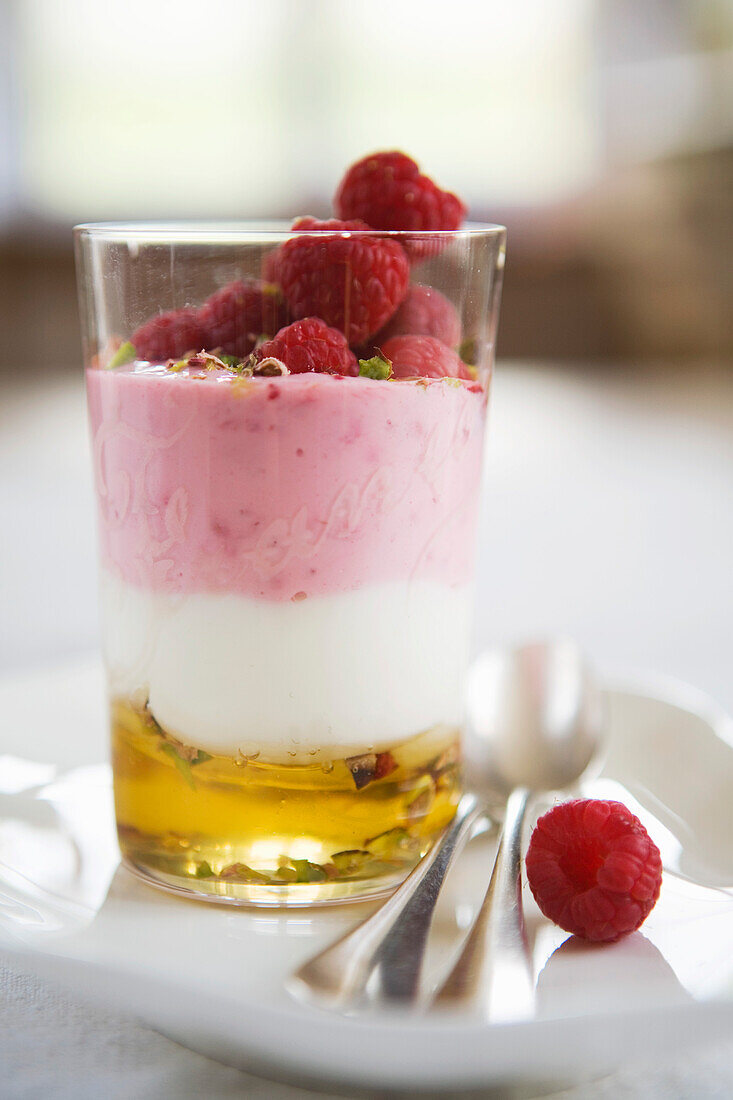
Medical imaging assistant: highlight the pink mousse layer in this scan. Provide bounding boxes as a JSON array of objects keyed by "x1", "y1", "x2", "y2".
[{"x1": 86, "y1": 365, "x2": 487, "y2": 600}]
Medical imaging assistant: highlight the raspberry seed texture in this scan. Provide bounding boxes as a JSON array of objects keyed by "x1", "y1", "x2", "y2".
[
  {"x1": 381, "y1": 334, "x2": 471, "y2": 381},
  {"x1": 335, "y1": 151, "x2": 466, "y2": 235},
  {"x1": 132, "y1": 308, "x2": 205, "y2": 362},
  {"x1": 253, "y1": 317, "x2": 358, "y2": 376},
  {"x1": 525, "y1": 798, "x2": 663, "y2": 943},
  {"x1": 376, "y1": 284, "x2": 461, "y2": 347},
  {"x1": 278, "y1": 217, "x2": 409, "y2": 345},
  {"x1": 198, "y1": 278, "x2": 288, "y2": 358}
]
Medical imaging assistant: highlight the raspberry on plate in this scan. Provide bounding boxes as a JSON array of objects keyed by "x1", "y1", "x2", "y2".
[
  {"x1": 278, "y1": 217, "x2": 409, "y2": 345},
  {"x1": 132, "y1": 307, "x2": 204, "y2": 361},
  {"x1": 375, "y1": 284, "x2": 461, "y2": 347},
  {"x1": 334, "y1": 151, "x2": 466, "y2": 253},
  {"x1": 253, "y1": 317, "x2": 358, "y2": 376},
  {"x1": 525, "y1": 798, "x2": 663, "y2": 943},
  {"x1": 198, "y1": 278, "x2": 288, "y2": 358},
  {"x1": 381, "y1": 334, "x2": 471, "y2": 381}
]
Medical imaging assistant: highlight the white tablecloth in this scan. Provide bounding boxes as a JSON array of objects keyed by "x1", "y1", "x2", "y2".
[
  {"x1": 1, "y1": 361, "x2": 732, "y2": 1097},
  {"x1": 2, "y1": 957, "x2": 733, "y2": 1099}
]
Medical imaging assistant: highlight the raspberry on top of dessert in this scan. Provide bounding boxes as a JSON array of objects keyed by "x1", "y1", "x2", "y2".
[{"x1": 120, "y1": 149, "x2": 473, "y2": 379}]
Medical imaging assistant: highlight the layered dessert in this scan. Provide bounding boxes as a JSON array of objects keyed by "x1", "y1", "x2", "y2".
[{"x1": 82, "y1": 150, "x2": 499, "y2": 902}]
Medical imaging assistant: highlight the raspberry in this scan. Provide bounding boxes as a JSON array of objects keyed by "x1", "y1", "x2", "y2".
[
  {"x1": 198, "y1": 278, "x2": 288, "y2": 358},
  {"x1": 334, "y1": 151, "x2": 466, "y2": 259},
  {"x1": 380, "y1": 335, "x2": 471, "y2": 380},
  {"x1": 262, "y1": 247, "x2": 284, "y2": 285},
  {"x1": 525, "y1": 799, "x2": 663, "y2": 943},
  {"x1": 253, "y1": 317, "x2": 358, "y2": 376},
  {"x1": 375, "y1": 284, "x2": 461, "y2": 347},
  {"x1": 132, "y1": 308, "x2": 204, "y2": 361},
  {"x1": 278, "y1": 217, "x2": 409, "y2": 345}
]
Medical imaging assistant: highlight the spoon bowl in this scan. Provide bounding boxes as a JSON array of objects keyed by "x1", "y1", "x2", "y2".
[
  {"x1": 434, "y1": 639, "x2": 606, "y2": 1017},
  {"x1": 464, "y1": 639, "x2": 604, "y2": 796},
  {"x1": 289, "y1": 639, "x2": 604, "y2": 1015}
]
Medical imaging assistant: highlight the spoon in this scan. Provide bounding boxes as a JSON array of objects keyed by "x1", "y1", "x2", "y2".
[
  {"x1": 288, "y1": 639, "x2": 602, "y2": 1013},
  {"x1": 433, "y1": 639, "x2": 604, "y2": 1019},
  {"x1": 288, "y1": 791, "x2": 488, "y2": 1010}
]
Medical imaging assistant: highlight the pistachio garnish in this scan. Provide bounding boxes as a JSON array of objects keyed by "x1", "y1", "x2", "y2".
[
  {"x1": 365, "y1": 827, "x2": 418, "y2": 859},
  {"x1": 140, "y1": 701, "x2": 212, "y2": 789},
  {"x1": 346, "y1": 752, "x2": 378, "y2": 789},
  {"x1": 289, "y1": 859, "x2": 329, "y2": 883},
  {"x1": 430, "y1": 744, "x2": 461, "y2": 790},
  {"x1": 105, "y1": 340, "x2": 136, "y2": 370},
  {"x1": 331, "y1": 850, "x2": 372, "y2": 875},
  {"x1": 270, "y1": 865, "x2": 298, "y2": 883},
  {"x1": 251, "y1": 356, "x2": 289, "y2": 377},
  {"x1": 218, "y1": 353, "x2": 245, "y2": 370},
  {"x1": 219, "y1": 862, "x2": 269, "y2": 883},
  {"x1": 405, "y1": 783, "x2": 435, "y2": 823},
  {"x1": 346, "y1": 750, "x2": 397, "y2": 789},
  {"x1": 358, "y1": 353, "x2": 393, "y2": 380},
  {"x1": 160, "y1": 742, "x2": 211, "y2": 789},
  {"x1": 459, "y1": 336, "x2": 479, "y2": 365}
]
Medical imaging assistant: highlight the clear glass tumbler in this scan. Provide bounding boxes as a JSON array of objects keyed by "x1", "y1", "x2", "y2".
[{"x1": 74, "y1": 221, "x2": 505, "y2": 905}]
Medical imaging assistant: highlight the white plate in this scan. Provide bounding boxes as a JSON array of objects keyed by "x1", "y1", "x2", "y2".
[{"x1": 0, "y1": 659, "x2": 732, "y2": 1094}]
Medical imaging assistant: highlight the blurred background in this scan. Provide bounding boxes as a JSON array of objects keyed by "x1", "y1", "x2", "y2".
[
  {"x1": 1, "y1": 0, "x2": 732, "y2": 697},
  {"x1": 1, "y1": 0, "x2": 731, "y2": 369}
]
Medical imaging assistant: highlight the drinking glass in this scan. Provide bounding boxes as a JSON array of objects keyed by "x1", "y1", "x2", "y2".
[{"x1": 74, "y1": 221, "x2": 506, "y2": 905}]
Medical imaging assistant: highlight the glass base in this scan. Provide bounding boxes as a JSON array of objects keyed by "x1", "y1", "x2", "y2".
[
  {"x1": 111, "y1": 699, "x2": 461, "y2": 907},
  {"x1": 121, "y1": 854, "x2": 408, "y2": 907}
]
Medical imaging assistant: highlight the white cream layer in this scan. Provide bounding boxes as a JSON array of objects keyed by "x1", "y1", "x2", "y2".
[{"x1": 100, "y1": 569, "x2": 471, "y2": 764}]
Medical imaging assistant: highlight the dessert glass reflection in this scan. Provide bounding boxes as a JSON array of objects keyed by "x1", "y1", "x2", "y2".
[{"x1": 75, "y1": 220, "x2": 505, "y2": 905}]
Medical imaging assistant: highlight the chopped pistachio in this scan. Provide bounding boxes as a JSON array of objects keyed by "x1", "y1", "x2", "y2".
[
  {"x1": 289, "y1": 859, "x2": 329, "y2": 883},
  {"x1": 430, "y1": 744, "x2": 460, "y2": 778},
  {"x1": 270, "y1": 865, "x2": 298, "y2": 883},
  {"x1": 252, "y1": 356, "x2": 289, "y2": 377},
  {"x1": 331, "y1": 849, "x2": 372, "y2": 875},
  {"x1": 459, "y1": 336, "x2": 479, "y2": 365},
  {"x1": 160, "y1": 743, "x2": 196, "y2": 789},
  {"x1": 191, "y1": 350, "x2": 230, "y2": 371},
  {"x1": 365, "y1": 827, "x2": 415, "y2": 858},
  {"x1": 358, "y1": 354, "x2": 393, "y2": 380},
  {"x1": 105, "y1": 340, "x2": 136, "y2": 370},
  {"x1": 195, "y1": 861, "x2": 214, "y2": 878},
  {"x1": 346, "y1": 752, "x2": 378, "y2": 790},
  {"x1": 406, "y1": 783, "x2": 435, "y2": 823},
  {"x1": 219, "y1": 862, "x2": 269, "y2": 883},
  {"x1": 159, "y1": 738, "x2": 211, "y2": 790}
]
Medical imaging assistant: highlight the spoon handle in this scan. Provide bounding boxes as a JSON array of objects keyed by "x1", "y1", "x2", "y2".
[
  {"x1": 433, "y1": 786, "x2": 534, "y2": 1021},
  {"x1": 287, "y1": 792, "x2": 484, "y2": 1010}
]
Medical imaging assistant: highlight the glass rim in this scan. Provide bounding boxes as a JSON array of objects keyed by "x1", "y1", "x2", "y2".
[{"x1": 73, "y1": 219, "x2": 506, "y2": 244}]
